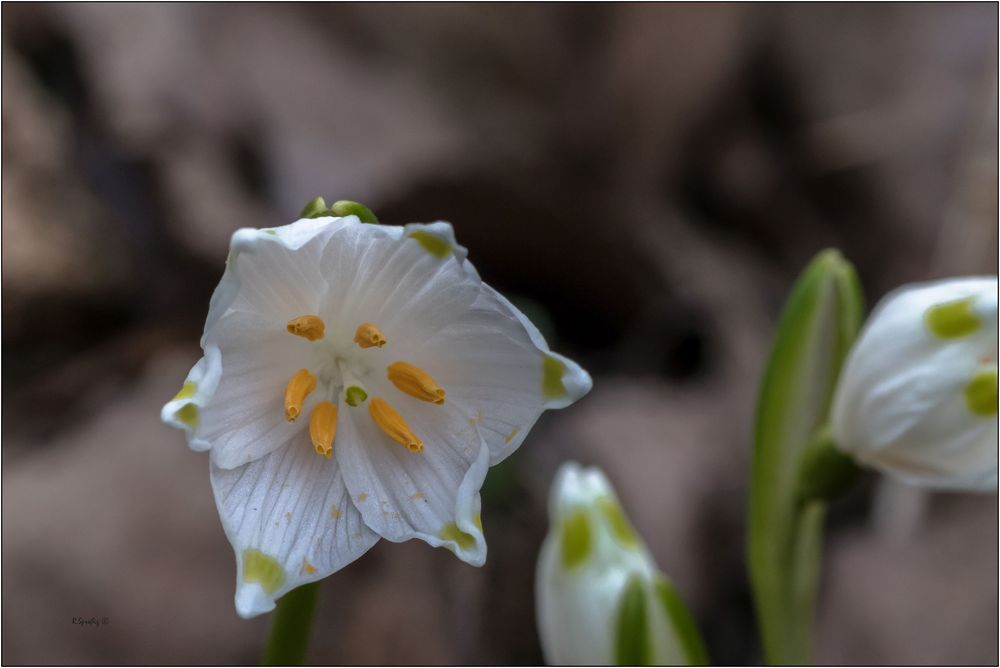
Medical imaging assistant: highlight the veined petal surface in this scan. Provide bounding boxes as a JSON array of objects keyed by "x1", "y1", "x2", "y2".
[{"x1": 211, "y1": 434, "x2": 379, "y2": 618}]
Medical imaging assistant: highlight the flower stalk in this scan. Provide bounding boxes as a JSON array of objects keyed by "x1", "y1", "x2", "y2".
[
  {"x1": 795, "y1": 426, "x2": 861, "y2": 504},
  {"x1": 263, "y1": 582, "x2": 320, "y2": 666}
]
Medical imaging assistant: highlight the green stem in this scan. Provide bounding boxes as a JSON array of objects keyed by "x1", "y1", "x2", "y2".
[{"x1": 262, "y1": 583, "x2": 320, "y2": 666}]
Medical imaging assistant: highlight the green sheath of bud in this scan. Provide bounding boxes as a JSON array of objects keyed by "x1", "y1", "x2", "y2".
[
  {"x1": 614, "y1": 575, "x2": 650, "y2": 665},
  {"x1": 748, "y1": 249, "x2": 864, "y2": 665},
  {"x1": 654, "y1": 576, "x2": 710, "y2": 665}
]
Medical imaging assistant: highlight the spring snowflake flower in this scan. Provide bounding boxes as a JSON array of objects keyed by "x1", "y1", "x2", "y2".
[
  {"x1": 536, "y1": 463, "x2": 706, "y2": 665},
  {"x1": 162, "y1": 210, "x2": 592, "y2": 617},
  {"x1": 831, "y1": 276, "x2": 998, "y2": 491}
]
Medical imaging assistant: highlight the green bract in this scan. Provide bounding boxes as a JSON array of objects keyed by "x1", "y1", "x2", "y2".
[{"x1": 747, "y1": 249, "x2": 863, "y2": 665}]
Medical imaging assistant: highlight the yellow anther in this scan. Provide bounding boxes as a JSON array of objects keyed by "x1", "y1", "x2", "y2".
[
  {"x1": 284, "y1": 369, "x2": 317, "y2": 421},
  {"x1": 287, "y1": 315, "x2": 325, "y2": 341},
  {"x1": 368, "y1": 397, "x2": 423, "y2": 452},
  {"x1": 309, "y1": 401, "x2": 338, "y2": 458},
  {"x1": 386, "y1": 361, "x2": 446, "y2": 405},
  {"x1": 354, "y1": 323, "x2": 387, "y2": 349}
]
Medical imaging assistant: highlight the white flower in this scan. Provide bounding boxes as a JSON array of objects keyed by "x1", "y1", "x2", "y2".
[
  {"x1": 161, "y1": 214, "x2": 592, "y2": 618},
  {"x1": 535, "y1": 462, "x2": 705, "y2": 665},
  {"x1": 830, "y1": 276, "x2": 998, "y2": 491}
]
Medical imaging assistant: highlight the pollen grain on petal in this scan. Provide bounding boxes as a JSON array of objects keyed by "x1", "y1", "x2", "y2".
[
  {"x1": 284, "y1": 369, "x2": 317, "y2": 421},
  {"x1": 309, "y1": 401, "x2": 338, "y2": 458},
  {"x1": 301, "y1": 558, "x2": 317, "y2": 576},
  {"x1": 387, "y1": 361, "x2": 446, "y2": 405},
  {"x1": 287, "y1": 315, "x2": 326, "y2": 341},
  {"x1": 354, "y1": 323, "x2": 387, "y2": 349},
  {"x1": 368, "y1": 397, "x2": 424, "y2": 452}
]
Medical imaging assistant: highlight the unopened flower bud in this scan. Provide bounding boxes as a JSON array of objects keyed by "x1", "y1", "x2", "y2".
[
  {"x1": 536, "y1": 463, "x2": 706, "y2": 665},
  {"x1": 831, "y1": 277, "x2": 998, "y2": 491}
]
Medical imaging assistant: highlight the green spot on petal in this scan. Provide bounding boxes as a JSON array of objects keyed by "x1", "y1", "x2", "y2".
[
  {"x1": 598, "y1": 497, "x2": 639, "y2": 549},
  {"x1": 242, "y1": 549, "x2": 285, "y2": 594},
  {"x1": 614, "y1": 574, "x2": 651, "y2": 666},
  {"x1": 964, "y1": 370, "x2": 998, "y2": 417},
  {"x1": 262, "y1": 229, "x2": 278, "y2": 236},
  {"x1": 440, "y1": 522, "x2": 477, "y2": 551},
  {"x1": 560, "y1": 509, "x2": 592, "y2": 569},
  {"x1": 176, "y1": 403, "x2": 199, "y2": 428},
  {"x1": 542, "y1": 355, "x2": 567, "y2": 399},
  {"x1": 330, "y1": 200, "x2": 379, "y2": 224},
  {"x1": 345, "y1": 386, "x2": 368, "y2": 407},
  {"x1": 299, "y1": 196, "x2": 329, "y2": 219},
  {"x1": 925, "y1": 297, "x2": 981, "y2": 339},
  {"x1": 408, "y1": 230, "x2": 451, "y2": 258},
  {"x1": 173, "y1": 381, "x2": 197, "y2": 401}
]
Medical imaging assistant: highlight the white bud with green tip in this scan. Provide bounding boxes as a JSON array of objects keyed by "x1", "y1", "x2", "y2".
[
  {"x1": 536, "y1": 462, "x2": 707, "y2": 665},
  {"x1": 831, "y1": 276, "x2": 998, "y2": 491}
]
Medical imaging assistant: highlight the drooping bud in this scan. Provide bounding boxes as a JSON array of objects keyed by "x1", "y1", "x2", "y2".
[{"x1": 830, "y1": 276, "x2": 998, "y2": 491}]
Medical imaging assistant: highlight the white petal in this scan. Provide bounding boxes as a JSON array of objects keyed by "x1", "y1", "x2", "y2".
[
  {"x1": 471, "y1": 285, "x2": 592, "y2": 408},
  {"x1": 861, "y1": 388, "x2": 997, "y2": 490},
  {"x1": 402, "y1": 220, "x2": 478, "y2": 279},
  {"x1": 160, "y1": 344, "x2": 223, "y2": 451},
  {"x1": 211, "y1": 435, "x2": 379, "y2": 619},
  {"x1": 203, "y1": 216, "x2": 354, "y2": 337},
  {"x1": 199, "y1": 310, "x2": 318, "y2": 469},
  {"x1": 315, "y1": 222, "x2": 481, "y2": 351},
  {"x1": 399, "y1": 284, "x2": 592, "y2": 465},
  {"x1": 335, "y1": 399, "x2": 491, "y2": 566}
]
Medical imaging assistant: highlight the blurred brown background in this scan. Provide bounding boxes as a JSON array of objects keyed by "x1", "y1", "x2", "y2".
[{"x1": 2, "y1": 3, "x2": 997, "y2": 665}]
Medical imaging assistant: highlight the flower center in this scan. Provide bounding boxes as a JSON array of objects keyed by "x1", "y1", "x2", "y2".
[{"x1": 282, "y1": 314, "x2": 447, "y2": 458}]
